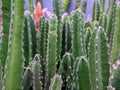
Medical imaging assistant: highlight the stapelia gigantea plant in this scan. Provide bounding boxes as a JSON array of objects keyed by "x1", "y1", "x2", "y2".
[{"x1": 0, "y1": 0, "x2": 120, "y2": 90}]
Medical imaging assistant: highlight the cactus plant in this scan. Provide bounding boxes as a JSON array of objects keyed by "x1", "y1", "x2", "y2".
[
  {"x1": 62, "y1": 16, "x2": 72, "y2": 56},
  {"x1": 23, "y1": 10, "x2": 37, "y2": 67},
  {"x1": 58, "y1": 52, "x2": 74, "y2": 89},
  {"x1": 23, "y1": 12, "x2": 33, "y2": 66},
  {"x1": 80, "y1": 0, "x2": 88, "y2": 12},
  {"x1": 110, "y1": 3, "x2": 120, "y2": 64},
  {"x1": 106, "y1": 0, "x2": 116, "y2": 56},
  {"x1": 0, "y1": 0, "x2": 11, "y2": 68},
  {"x1": 71, "y1": 9, "x2": 85, "y2": 58},
  {"x1": 0, "y1": 0, "x2": 120, "y2": 90},
  {"x1": 29, "y1": 54, "x2": 41, "y2": 90},
  {"x1": 63, "y1": 0, "x2": 71, "y2": 12},
  {"x1": 75, "y1": 56, "x2": 91, "y2": 90},
  {"x1": 36, "y1": 17, "x2": 48, "y2": 89},
  {"x1": 0, "y1": 61, "x2": 3, "y2": 90},
  {"x1": 36, "y1": 17, "x2": 48, "y2": 59},
  {"x1": 85, "y1": 27, "x2": 92, "y2": 58},
  {"x1": 89, "y1": 27, "x2": 110, "y2": 90},
  {"x1": 49, "y1": 74, "x2": 62, "y2": 90},
  {"x1": 58, "y1": 52, "x2": 74, "y2": 78},
  {"x1": 3, "y1": 0, "x2": 25, "y2": 90},
  {"x1": 53, "y1": 0, "x2": 63, "y2": 61},
  {"x1": 99, "y1": 13, "x2": 107, "y2": 32},
  {"x1": 28, "y1": 0, "x2": 34, "y2": 15},
  {"x1": 75, "y1": 0, "x2": 80, "y2": 9},
  {"x1": 46, "y1": 15, "x2": 58, "y2": 88},
  {"x1": 22, "y1": 67, "x2": 33, "y2": 90},
  {"x1": 100, "y1": 0, "x2": 105, "y2": 14},
  {"x1": 92, "y1": 0, "x2": 100, "y2": 21},
  {"x1": 109, "y1": 57, "x2": 120, "y2": 90}
]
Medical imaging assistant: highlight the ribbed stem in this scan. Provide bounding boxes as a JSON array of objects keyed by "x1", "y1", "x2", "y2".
[
  {"x1": 0, "y1": 0, "x2": 11, "y2": 68},
  {"x1": 0, "y1": 61, "x2": 3, "y2": 90},
  {"x1": 63, "y1": 0, "x2": 71, "y2": 11},
  {"x1": 100, "y1": 0, "x2": 105, "y2": 14},
  {"x1": 29, "y1": 54, "x2": 41, "y2": 90},
  {"x1": 22, "y1": 67, "x2": 33, "y2": 90},
  {"x1": 71, "y1": 9, "x2": 85, "y2": 58},
  {"x1": 110, "y1": 3, "x2": 120, "y2": 64},
  {"x1": 36, "y1": 17, "x2": 48, "y2": 59},
  {"x1": 23, "y1": 12, "x2": 33, "y2": 66},
  {"x1": 49, "y1": 74, "x2": 62, "y2": 90},
  {"x1": 62, "y1": 16, "x2": 72, "y2": 56},
  {"x1": 46, "y1": 15, "x2": 58, "y2": 89},
  {"x1": 89, "y1": 27, "x2": 109, "y2": 90},
  {"x1": 92, "y1": 0, "x2": 100, "y2": 21},
  {"x1": 85, "y1": 27, "x2": 92, "y2": 58},
  {"x1": 36, "y1": 17, "x2": 48, "y2": 90},
  {"x1": 106, "y1": 0, "x2": 116, "y2": 57},
  {"x1": 109, "y1": 58, "x2": 120, "y2": 90},
  {"x1": 75, "y1": 56, "x2": 91, "y2": 90},
  {"x1": 28, "y1": 0, "x2": 34, "y2": 15},
  {"x1": 99, "y1": 13, "x2": 107, "y2": 32},
  {"x1": 53, "y1": 0, "x2": 63, "y2": 61},
  {"x1": 58, "y1": 52, "x2": 74, "y2": 89},
  {"x1": 4, "y1": 0, "x2": 25, "y2": 90}
]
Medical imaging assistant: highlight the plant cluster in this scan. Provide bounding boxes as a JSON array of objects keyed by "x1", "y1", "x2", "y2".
[{"x1": 0, "y1": 0, "x2": 120, "y2": 90}]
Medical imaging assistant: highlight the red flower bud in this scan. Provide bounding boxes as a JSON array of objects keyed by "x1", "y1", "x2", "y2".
[{"x1": 34, "y1": 2, "x2": 43, "y2": 31}]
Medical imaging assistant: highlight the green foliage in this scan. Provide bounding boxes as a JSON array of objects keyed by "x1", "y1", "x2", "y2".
[
  {"x1": 85, "y1": 27, "x2": 92, "y2": 58},
  {"x1": 89, "y1": 27, "x2": 109, "y2": 90},
  {"x1": 4, "y1": 0, "x2": 25, "y2": 90},
  {"x1": 62, "y1": 16, "x2": 72, "y2": 56},
  {"x1": 0, "y1": 61, "x2": 3, "y2": 90},
  {"x1": 71, "y1": 9, "x2": 85, "y2": 58},
  {"x1": 106, "y1": 0, "x2": 116, "y2": 56},
  {"x1": 100, "y1": 0, "x2": 105, "y2": 14},
  {"x1": 99, "y1": 13, "x2": 107, "y2": 32},
  {"x1": 63, "y1": 0, "x2": 71, "y2": 11},
  {"x1": 49, "y1": 74, "x2": 62, "y2": 90},
  {"x1": 53, "y1": 0, "x2": 63, "y2": 61},
  {"x1": 110, "y1": 4, "x2": 120, "y2": 64},
  {"x1": 28, "y1": 0, "x2": 34, "y2": 15},
  {"x1": 75, "y1": 56, "x2": 91, "y2": 90},
  {"x1": 29, "y1": 55, "x2": 41, "y2": 90},
  {"x1": 23, "y1": 12, "x2": 37, "y2": 67},
  {"x1": 109, "y1": 58, "x2": 120, "y2": 90},
  {"x1": 46, "y1": 15, "x2": 58, "y2": 88},
  {"x1": 0, "y1": 0, "x2": 11, "y2": 68},
  {"x1": 36, "y1": 17, "x2": 48, "y2": 89},
  {"x1": 92, "y1": 0, "x2": 100, "y2": 21},
  {"x1": 58, "y1": 53, "x2": 74, "y2": 89},
  {"x1": 80, "y1": 0, "x2": 88, "y2": 12},
  {"x1": 0, "y1": 0, "x2": 120, "y2": 90},
  {"x1": 36, "y1": 17, "x2": 48, "y2": 59},
  {"x1": 75, "y1": 0, "x2": 80, "y2": 9},
  {"x1": 23, "y1": 12, "x2": 33, "y2": 66},
  {"x1": 22, "y1": 68, "x2": 33, "y2": 90}
]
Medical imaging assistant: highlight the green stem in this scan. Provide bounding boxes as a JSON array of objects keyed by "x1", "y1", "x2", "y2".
[
  {"x1": 0, "y1": 0, "x2": 11, "y2": 68},
  {"x1": 110, "y1": 4, "x2": 120, "y2": 64},
  {"x1": 71, "y1": 10, "x2": 85, "y2": 58},
  {"x1": 89, "y1": 27, "x2": 109, "y2": 90},
  {"x1": 49, "y1": 74, "x2": 62, "y2": 90},
  {"x1": 4, "y1": 0, "x2": 24, "y2": 90},
  {"x1": 46, "y1": 15, "x2": 58, "y2": 88}
]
